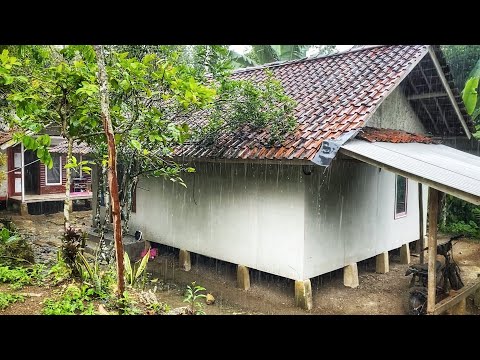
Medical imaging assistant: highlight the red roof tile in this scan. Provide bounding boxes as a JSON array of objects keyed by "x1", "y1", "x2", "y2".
[
  {"x1": 50, "y1": 141, "x2": 91, "y2": 155},
  {"x1": 179, "y1": 45, "x2": 430, "y2": 161},
  {"x1": 0, "y1": 131, "x2": 13, "y2": 146},
  {"x1": 357, "y1": 127, "x2": 438, "y2": 144}
]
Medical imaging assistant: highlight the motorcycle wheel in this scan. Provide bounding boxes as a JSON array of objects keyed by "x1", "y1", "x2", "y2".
[
  {"x1": 404, "y1": 286, "x2": 427, "y2": 315},
  {"x1": 447, "y1": 264, "x2": 464, "y2": 290}
]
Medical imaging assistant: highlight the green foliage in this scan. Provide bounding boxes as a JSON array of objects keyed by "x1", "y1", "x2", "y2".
[
  {"x1": 0, "y1": 292, "x2": 24, "y2": 310},
  {"x1": 0, "y1": 264, "x2": 45, "y2": 290},
  {"x1": 76, "y1": 252, "x2": 116, "y2": 299},
  {"x1": 441, "y1": 45, "x2": 480, "y2": 89},
  {"x1": 0, "y1": 46, "x2": 102, "y2": 170},
  {"x1": 229, "y1": 45, "x2": 336, "y2": 68},
  {"x1": 443, "y1": 45, "x2": 480, "y2": 136},
  {"x1": 42, "y1": 283, "x2": 96, "y2": 315},
  {"x1": 0, "y1": 219, "x2": 34, "y2": 267},
  {"x1": 440, "y1": 195, "x2": 480, "y2": 238},
  {"x1": 124, "y1": 250, "x2": 150, "y2": 287},
  {"x1": 183, "y1": 281, "x2": 207, "y2": 315},
  {"x1": 116, "y1": 291, "x2": 142, "y2": 315},
  {"x1": 463, "y1": 77, "x2": 479, "y2": 115},
  {"x1": 0, "y1": 220, "x2": 21, "y2": 244},
  {"x1": 3, "y1": 44, "x2": 296, "y2": 241},
  {"x1": 48, "y1": 252, "x2": 72, "y2": 285},
  {"x1": 0, "y1": 153, "x2": 6, "y2": 183},
  {"x1": 147, "y1": 301, "x2": 170, "y2": 315},
  {"x1": 64, "y1": 155, "x2": 93, "y2": 175},
  {"x1": 199, "y1": 70, "x2": 297, "y2": 145},
  {"x1": 61, "y1": 227, "x2": 88, "y2": 276}
]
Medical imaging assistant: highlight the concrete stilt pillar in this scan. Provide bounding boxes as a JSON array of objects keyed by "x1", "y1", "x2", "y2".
[
  {"x1": 451, "y1": 298, "x2": 467, "y2": 315},
  {"x1": 19, "y1": 203, "x2": 28, "y2": 216},
  {"x1": 400, "y1": 243, "x2": 411, "y2": 265},
  {"x1": 237, "y1": 265, "x2": 250, "y2": 290},
  {"x1": 376, "y1": 252, "x2": 389, "y2": 274},
  {"x1": 474, "y1": 290, "x2": 480, "y2": 307},
  {"x1": 294, "y1": 279, "x2": 312, "y2": 310},
  {"x1": 178, "y1": 249, "x2": 191, "y2": 271},
  {"x1": 343, "y1": 263, "x2": 359, "y2": 288}
]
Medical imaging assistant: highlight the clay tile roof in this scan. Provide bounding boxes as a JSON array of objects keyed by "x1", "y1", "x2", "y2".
[
  {"x1": 50, "y1": 141, "x2": 91, "y2": 155},
  {"x1": 357, "y1": 127, "x2": 438, "y2": 144},
  {"x1": 0, "y1": 131, "x2": 13, "y2": 146},
  {"x1": 179, "y1": 45, "x2": 430, "y2": 161}
]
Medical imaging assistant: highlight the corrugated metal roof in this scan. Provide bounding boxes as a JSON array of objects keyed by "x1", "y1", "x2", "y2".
[{"x1": 340, "y1": 139, "x2": 480, "y2": 205}]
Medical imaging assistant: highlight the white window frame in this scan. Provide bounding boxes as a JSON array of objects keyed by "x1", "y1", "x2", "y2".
[
  {"x1": 45, "y1": 154, "x2": 62, "y2": 185},
  {"x1": 394, "y1": 175, "x2": 408, "y2": 219}
]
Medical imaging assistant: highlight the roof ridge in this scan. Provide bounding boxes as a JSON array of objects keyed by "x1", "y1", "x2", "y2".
[{"x1": 231, "y1": 45, "x2": 415, "y2": 74}]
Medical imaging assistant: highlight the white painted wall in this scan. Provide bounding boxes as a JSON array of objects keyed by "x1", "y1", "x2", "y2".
[
  {"x1": 303, "y1": 159, "x2": 427, "y2": 279},
  {"x1": 128, "y1": 162, "x2": 306, "y2": 280},
  {"x1": 367, "y1": 87, "x2": 426, "y2": 134}
]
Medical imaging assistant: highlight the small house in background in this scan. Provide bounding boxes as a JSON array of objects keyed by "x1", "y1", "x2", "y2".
[
  {"x1": 92, "y1": 45, "x2": 480, "y2": 309},
  {"x1": 0, "y1": 134, "x2": 92, "y2": 214}
]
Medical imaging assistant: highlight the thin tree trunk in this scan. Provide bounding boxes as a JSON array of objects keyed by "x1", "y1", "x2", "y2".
[
  {"x1": 94, "y1": 44, "x2": 125, "y2": 298},
  {"x1": 64, "y1": 137, "x2": 73, "y2": 231}
]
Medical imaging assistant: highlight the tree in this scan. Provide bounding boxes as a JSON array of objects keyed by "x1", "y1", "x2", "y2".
[
  {"x1": 0, "y1": 46, "x2": 100, "y2": 230},
  {"x1": 229, "y1": 45, "x2": 336, "y2": 68},
  {"x1": 94, "y1": 46, "x2": 296, "y2": 237},
  {"x1": 94, "y1": 45, "x2": 125, "y2": 298},
  {"x1": 3, "y1": 45, "x2": 297, "y2": 298},
  {"x1": 442, "y1": 45, "x2": 480, "y2": 89}
]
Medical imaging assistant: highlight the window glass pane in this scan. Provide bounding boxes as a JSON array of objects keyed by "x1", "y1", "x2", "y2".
[
  {"x1": 47, "y1": 154, "x2": 61, "y2": 183},
  {"x1": 395, "y1": 175, "x2": 407, "y2": 215}
]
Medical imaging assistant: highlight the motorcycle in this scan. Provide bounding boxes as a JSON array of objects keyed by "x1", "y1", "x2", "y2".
[{"x1": 404, "y1": 234, "x2": 464, "y2": 315}]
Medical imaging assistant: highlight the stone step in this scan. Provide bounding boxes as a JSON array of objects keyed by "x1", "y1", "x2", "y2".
[{"x1": 85, "y1": 227, "x2": 147, "y2": 262}]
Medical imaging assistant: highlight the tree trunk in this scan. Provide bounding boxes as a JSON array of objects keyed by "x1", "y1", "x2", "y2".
[
  {"x1": 94, "y1": 44, "x2": 125, "y2": 298},
  {"x1": 63, "y1": 137, "x2": 73, "y2": 231}
]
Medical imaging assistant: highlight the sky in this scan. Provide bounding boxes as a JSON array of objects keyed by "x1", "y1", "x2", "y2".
[{"x1": 229, "y1": 45, "x2": 353, "y2": 55}]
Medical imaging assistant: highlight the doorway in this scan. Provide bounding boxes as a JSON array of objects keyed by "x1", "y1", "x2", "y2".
[{"x1": 23, "y1": 150, "x2": 39, "y2": 195}]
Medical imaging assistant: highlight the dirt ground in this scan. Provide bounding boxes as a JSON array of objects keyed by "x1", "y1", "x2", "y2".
[{"x1": 1, "y1": 209, "x2": 480, "y2": 315}]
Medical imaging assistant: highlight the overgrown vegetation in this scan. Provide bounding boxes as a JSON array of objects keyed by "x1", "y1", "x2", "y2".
[
  {"x1": 42, "y1": 283, "x2": 96, "y2": 315},
  {"x1": 0, "y1": 264, "x2": 45, "y2": 290},
  {"x1": 61, "y1": 227, "x2": 87, "y2": 276},
  {"x1": 440, "y1": 195, "x2": 480, "y2": 238},
  {"x1": 0, "y1": 292, "x2": 24, "y2": 310},
  {"x1": 0, "y1": 219, "x2": 34, "y2": 267}
]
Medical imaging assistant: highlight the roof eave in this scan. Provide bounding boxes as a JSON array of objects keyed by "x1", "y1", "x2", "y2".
[{"x1": 427, "y1": 45, "x2": 472, "y2": 139}]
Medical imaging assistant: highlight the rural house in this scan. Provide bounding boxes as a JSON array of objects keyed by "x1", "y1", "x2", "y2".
[
  {"x1": 0, "y1": 133, "x2": 92, "y2": 214},
  {"x1": 92, "y1": 45, "x2": 480, "y2": 310}
]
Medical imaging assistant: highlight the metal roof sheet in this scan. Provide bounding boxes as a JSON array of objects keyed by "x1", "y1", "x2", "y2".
[{"x1": 340, "y1": 139, "x2": 480, "y2": 205}]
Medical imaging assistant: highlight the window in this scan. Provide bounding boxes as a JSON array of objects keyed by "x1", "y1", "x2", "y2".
[
  {"x1": 395, "y1": 175, "x2": 407, "y2": 218},
  {"x1": 46, "y1": 154, "x2": 62, "y2": 185}
]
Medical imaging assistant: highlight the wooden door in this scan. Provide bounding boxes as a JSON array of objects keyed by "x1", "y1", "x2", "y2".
[{"x1": 8, "y1": 145, "x2": 22, "y2": 196}]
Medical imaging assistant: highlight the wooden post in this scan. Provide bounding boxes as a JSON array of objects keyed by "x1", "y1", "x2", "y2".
[
  {"x1": 417, "y1": 183, "x2": 425, "y2": 264},
  {"x1": 427, "y1": 188, "x2": 439, "y2": 314},
  {"x1": 237, "y1": 265, "x2": 250, "y2": 290},
  {"x1": 20, "y1": 142, "x2": 25, "y2": 204}
]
